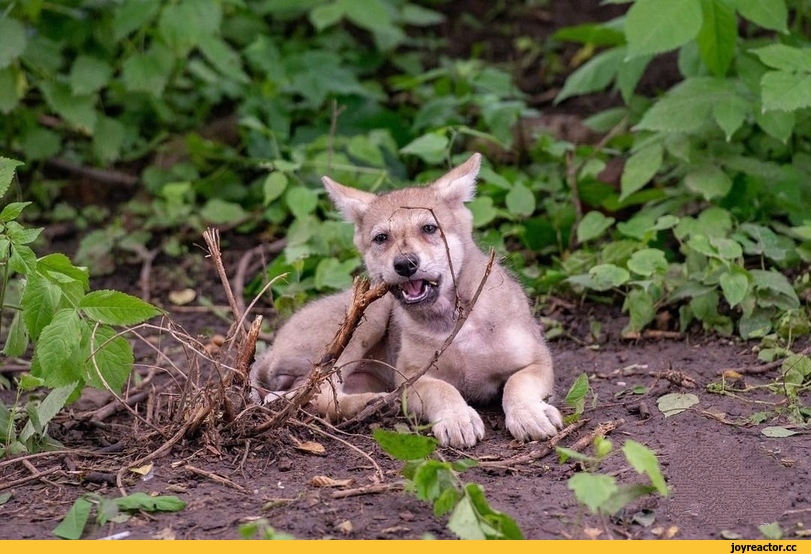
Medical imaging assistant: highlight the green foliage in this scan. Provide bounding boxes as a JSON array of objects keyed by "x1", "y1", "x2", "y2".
[
  {"x1": 558, "y1": 436, "x2": 668, "y2": 517},
  {"x1": 239, "y1": 519, "x2": 296, "y2": 540},
  {"x1": 0, "y1": 158, "x2": 163, "y2": 457},
  {"x1": 554, "y1": 0, "x2": 811, "y2": 339},
  {"x1": 373, "y1": 428, "x2": 522, "y2": 540},
  {"x1": 53, "y1": 492, "x2": 186, "y2": 540}
]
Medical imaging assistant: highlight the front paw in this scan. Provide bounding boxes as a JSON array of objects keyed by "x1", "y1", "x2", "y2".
[
  {"x1": 505, "y1": 401, "x2": 563, "y2": 442},
  {"x1": 431, "y1": 406, "x2": 485, "y2": 448}
]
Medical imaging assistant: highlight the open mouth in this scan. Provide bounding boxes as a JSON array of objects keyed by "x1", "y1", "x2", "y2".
[{"x1": 397, "y1": 279, "x2": 439, "y2": 305}]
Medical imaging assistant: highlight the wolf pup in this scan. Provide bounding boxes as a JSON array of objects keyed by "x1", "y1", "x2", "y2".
[{"x1": 251, "y1": 153, "x2": 562, "y2": 448}]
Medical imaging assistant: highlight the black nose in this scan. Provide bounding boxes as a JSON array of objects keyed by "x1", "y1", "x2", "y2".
[{"x1": 393, "y1": 254, "x2": 419, "y2": 277}]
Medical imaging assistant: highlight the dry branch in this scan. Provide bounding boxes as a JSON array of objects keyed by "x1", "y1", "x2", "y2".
[
  {"x1": 479, "y1": 418, "x2": 589, "y2": 469},
  {"x1": 338, "y1": 249, "x2": 497, "y2": 428},
  {"x1": 252, "y1": 277, "x2": 391, "y2": 434}
]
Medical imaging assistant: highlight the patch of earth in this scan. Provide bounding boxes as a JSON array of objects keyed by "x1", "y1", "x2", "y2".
[{"x1": 1, "y1": 244, "x2": 809, "y2": 540}]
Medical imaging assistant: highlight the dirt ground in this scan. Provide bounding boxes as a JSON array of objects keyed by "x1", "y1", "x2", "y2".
[{"x1": 2, "y1": 0, "x2": 810, "y2": 542}]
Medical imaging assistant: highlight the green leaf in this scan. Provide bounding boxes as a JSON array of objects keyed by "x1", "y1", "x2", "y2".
[
  {"x1": 198, "y1": 36, "x2": 249, "y2": 83},
  {"x1": 372, "y1": 429, "x2": 438, "y2": 460},
  {"x1": 565, "y1": 373, "x2": 589, "y2": 414},
  {"x1": 0, "y1": 18, "x2": 27, "y2": 69},
  {"x1": 755, "y1": 109, "x2": 794, "y2": 143},
  {"x1": 31, "y1": 310, "x2": 84, "y2": 387},
  {"x1": 751, "y1": 270, "x2": 800, "y2": 309},
  {"x1": 92, "y1": 116, "x2": 126, "y2": 164},
  {"x1": 625, "y1": 0, "x2": 703, "y2": 58},
  {"x1": 309, "y1": 3, "x2": 345, "y2": 31},
  {"x1": 39, "y1": 82, "x2": 97, "y2": 133},
  {"x1": 719, "y1": 268, "x2": 749, "y2": 308},
  {"x1": 620, "y1": 141, "x2": 663, "y2": 201},
  {"x1": 0, "y1": 201, "x2": 31, "y2": 222},
  {"x1": 468, "y1": 197, "x2": 497, "y2": 228},
  {"x1": 759, "y1": 522, "x2": 784, "y2": 540},
  {"x1": 0, "y1": 66, "x2": 23, "y2": 113},
  {"x1": 113, "y1": 492, "x2": 187, "y2": 513},
  {"x1": 285, "y1": 187, "x2": 319, "y2": 220},
  {"x1": 505, "y1": 182, "x2": 535, "y2": 218},
  {"x1": 201, "y1": 198, "x2": 248, "y2": 224},
  {"x1": 555, "y1": 47, "x2": 625, "y2": 103},
  {"x1": 751, "y1": 44, "x2": 811, "y2": 72},
  {"x1": 52, "y1": 497, "x2": 93, "y2": 540},
  {"x1": 696, "y1": 0, "x2": 736, "y2": 77},
  {"x1": 121, "y1": 44, "x2": 175, "y2": 96},
  {"x1": 656, "y1": 392, "x2": 699, "y2": 417},
  {"x1": 347, "y1": 135, "x2": 385, "y2": 167},
  {"x1": 447, "y1": 495, "x2": 486, "y2": 540},
  {"x1": 80, "y1": 290, "x2": 162, "y2": 326},
  {"x1": 627, "y1": 248, "x2": 668, "y2": 276},
  {"x1": 684, "y1": 165, "x2": 732, "y2": 200},
  {"x1": 636, "y1": 77, "x2": 737, "y2": 133},
  {"x1": 70, "y1": 56, "x2": 113, "y2": 95},
  {"x1": 83, "y1": 325, "x2": 134, "y2": 392},
  {"x1": 20, "y1": 382, "x2": 79, "y2": 442},
  {"x1": 599, "y1": 483, "x2": 658, "y2": 516},
  {"x1": 576, "y1": 211, "x2": 615, "y2": 243},
  {"x1": 713, "y1": 97, "x2": 749, "y2": 140},
  {"x1": 21, "y1": 273, "x2": 62, "y2": 341},
  {"x1": 760, "y1": 426, "x2": 797, "y2": 438},
  {"x1": 400, "y1": 133, "x2": 449, "y2": 164},
  {"x1": 314, "y1": 257, "x2": 359, "y2": 291},
  {"x1": 158, "y1": 0, "x2": 222, "y2": 55},
  {"x1": 736, "y1": 0, "x2": 788, "y2": 33},
  {"x1": 113, "y1": 0, "x2": 161, "y2": 40},
  {"x1": 568, "y1": 473, "x2": 618, "y2": 513},
  {"x1": 412, "y1": 459, "x2": 453, "y2": 502},
  {"x1": 0, "y1": 157, "x2": 24, "y2": 199},
  {"x1": 263, "y1": 172, "x2": 288, "y2": 206},
  {"x1": 624, "y1": 288, "x2": 655, "y2": 333},
  {"x1": 400, "y1": 4, "x2": 445, "y2": 26},
  {"x1": 433, "y1": 488, "x2": 461, "y2": 517},
  {"x1": 622, "y1": 440, "x2": 668, "y2": 496},
  {"x1": 760, "y1": 71, "x2": 811, "y2": 112},
  {"x1": 3, "y1": 310, "x2": 29, "y2": 357},
  {"x1": 589, "y1": 264, "x2": 630, "y2": 291},
  {"x1": 465, "y1": 483, "x2": 523, "y2": 539},
  {"x1": 38, "y1": 253, "x2": 90, "y2": 290}
]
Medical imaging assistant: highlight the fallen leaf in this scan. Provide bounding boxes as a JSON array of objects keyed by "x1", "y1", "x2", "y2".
[
  {"x1": 130, "y1": 463, "x2": 154, "y2": 476},
  {"x1": 721, "y1": 530, "x2": 743, "y2": 540},
  {"x1": 293, "y1": 439, "x2": 326, "y2": 456},
  {"x1": 309, "y1": 475, "x2": 354, "y2": 488},
  {"x1": 663, "y1": 526, "x2": 679, "y2": 539},
  {"x1": 761, "y1": 426, "x2": 798, "y2": 438},
  {"x1": 656, "y1": 393, "x2": 699, "y2": 417},
  {"x1": 583, "y1": 527, "x2": 603, "y2": 539},
  {"x1": 168, "y1": 288, "x2": 196, "y2": 306},
  {"x1": 153, "y1": 528, "x2": 176, "y2": 540},
  {"x1": 336, "y1": 520, "x2": 353, "y2": 535}
]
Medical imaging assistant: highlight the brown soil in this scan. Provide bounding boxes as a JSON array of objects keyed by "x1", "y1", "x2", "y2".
[{"x1": 2, "y1": 0, "x2": 810, "y2": 542}]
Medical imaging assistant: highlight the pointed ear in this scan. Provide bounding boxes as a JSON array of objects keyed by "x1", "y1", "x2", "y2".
[
  {"x1": 322, "y1": 176, "x2": 377, "y2": 225},
  {"x1": 430, "y1": 153, "x2": 482, "y2": 204}
]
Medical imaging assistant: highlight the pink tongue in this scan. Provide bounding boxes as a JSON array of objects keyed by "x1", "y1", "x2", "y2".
[{"x1": 402, "y1": 280, "x2": 423, "y2": 297}]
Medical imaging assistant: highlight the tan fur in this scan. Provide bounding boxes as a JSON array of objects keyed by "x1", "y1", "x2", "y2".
[{"x1": 251, "y1": 153, "x2": 562, "y2": 448}]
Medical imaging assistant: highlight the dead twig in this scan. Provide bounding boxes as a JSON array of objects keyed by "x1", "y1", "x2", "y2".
[
  {"x1": 184, "y1": 463, "x2": 248, "y2": 493},
  {"x1": 233, "y1": 239, "x2": 286, "y2": 319},
  {"x1": 479, "y1": 419, "x2": 589, "y2": 469},
  {"x1": 203, "y1": 228, "x2": 243, "y2": 333},
  {"x1": 331, "y1": 481, "x2": 405, "y2": 499},
  {"x1": 0, "y1": 466, "x2": 62, "y2": 492},
  {"x1": 252, "y1": 278, "x2": 391, "y2": 434}
]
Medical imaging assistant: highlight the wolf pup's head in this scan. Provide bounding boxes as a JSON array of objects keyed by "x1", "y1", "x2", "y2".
[{"x1": 323, "y1": 153, "x2": 481, "y2": 310}]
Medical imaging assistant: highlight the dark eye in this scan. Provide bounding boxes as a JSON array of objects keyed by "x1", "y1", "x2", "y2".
[
  {"x1": 372, "y1": 233, "x2": 388, "y2": 244},
  {"x1": 422, "y1": 224, "x2": 437, "y2": 234}
]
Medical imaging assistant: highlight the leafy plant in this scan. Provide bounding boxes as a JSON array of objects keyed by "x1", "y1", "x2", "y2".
[
  {"x1": 553, "y1": 0, "x2": 811, "y2": 339},
  {"x1": 558, "y1": 436, "x2": 669, "y2": 518},
  {"x1": 1, "y1": 158, "x2": 162, "y2": 456},
  {"x1": 53, "y1": 492, "x2": 186, "y2": 540},
  {"x1": 373, "y1": 427, "x2": 523, "y2": 540},
  {"x1": 238, "y1": 519, "x2": 296, "y2": 540}
]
